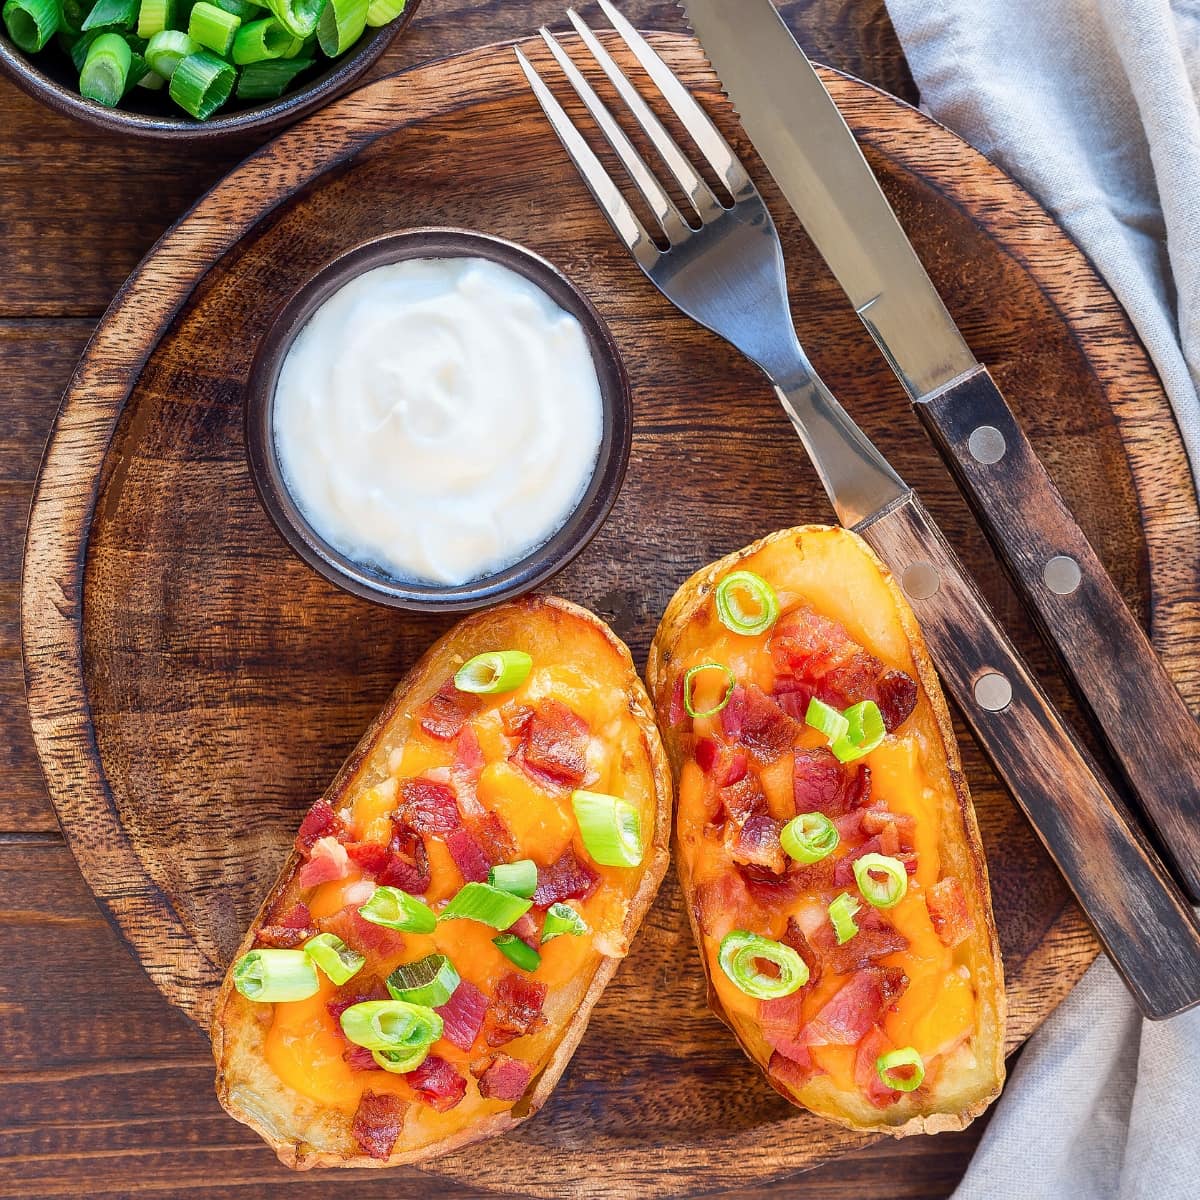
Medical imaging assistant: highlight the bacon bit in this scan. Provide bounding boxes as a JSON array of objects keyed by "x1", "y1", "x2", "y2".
[
  {"x1": 343, "y1": 1044, "x2": 381, "y2": 1071},
  {"x1": 473, "y1": 811, "x2": 518, "y2": 865},
  {"x1": 436, "y1": 980, "x2": 489, "y2": 1051},
  {"x1": 445, "y1": 825, "x2": 491, "y2": 883},
  {"x1": 352, "y1": 1089, "x2": 407, "y2": 1160},
  {"x1": 406, "y1": 1054, "x2": 467, "y2": 1112},
  {"x1": 854, "y1": 1026, "x2": 900, "y2": 1107},
  {"x1": 327, "y1": 976, "x2": 389, "y2": 1023},
  {"x1": 768, "y1": 1047, "x2": 822, "y2": 1093},
  {"x1": 476, "y1": 1053, "x2": 533, "y2": 1101},
  {"x1": 696, "y1": 737, "x2": 749, "y2": 786},
  {"x1": 694, "y1": 870, "x2": 759, "y2": 938},
  {"x1": 377, "y1": 822, "x2": 431, "y2": 893},
  {"x1": 800, "y1": 967, "x2": 908, "y2": 1046},
  {"x1": 741, "y1": 862, "x2": 822, "y2": 908},
  {"x1": 793, "y1": 747, "x2": 871, "y2": 816},
  {"x1": 861, "y1": 808, "x2": 915, "y2": 846},
  {"x1": 485, "y1": 972, "x2": 547, "y2": 1047},
  {"x1": 720, "y1": 685, "x2": 797, "y2": 763},
  {"x1": 279, "y1": 902, "x2": 313, "y2": 928},
  {"x1": 345, "y1": 841, "x2": 390, "y2": 876},
  {"x1": 500, "y1": 703, "x2": 533, "y2": 738},
  {"x1": 254, "y1": 922, "x2": 316, "y2": 949},
  {"x1": 927, "y1": 877, "x2": 974, "y2": 948},
  {"x1": 398, "y1": 779, "x2": 461, "y2": 836},
  {"x1": 813, "y1": 907, "x2": 909, "y2": 974},
  {"x1": 294, "y1": 800, "x2": 342, "y2": 853},
  {"x1": 695, "y1": 737, "x2": 720, "y2": 773},
  {"x1": 833, "y1": 809, "x2": 866, "y2": 843},
  {"x1": 726, "y1": 813, "x2": 787, "y2": 874},
  {"x1": 719, "y1": 773, "x2": 769, "y2": 826},
  {"x1": 668, "y1": 674, "x2": 686, "y2": 727},
  {"x1": 868, "y1": 670, "x2": 919, "y2": 735},
  {"x1": 509, "y1": 911, "x2": 542, "y2": 950},
  {"x1": 781, "y1": 918, "x2": 823, "y2": 988},
  {"x1": 832, "y1": 837, "x2": 918, "y2": 887},
  {"x1": 515, "y1": 700, "x2": 590, "y2": 788},
  {"x1": 298, "y1": 836, "x2": 351, "y2": 888},
  {"x1": 455, "y1": 725, "x2": 486, "y2": 772},
  {"x1": 417, "y1": 681, "x2": 481, "y2": 741},
  {"x1": 318, "y1": 905, "x2": 405, "y2": 962},
  {"x1": 532, "y1": 847, "x2": 600, "y2": 907},
  {"x1": 760, "y1": 989, "x2": 810, "y2": 1063}
]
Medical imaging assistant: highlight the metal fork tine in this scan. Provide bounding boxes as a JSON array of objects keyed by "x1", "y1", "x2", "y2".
[
  {"x1": 514, "y1": 46, "x2": 661, "y2": 270},
  {"x1": 596, "y1": 0, "x2": 753, "y2": 199},
  {"x1": 537, "y1": 26, "x2": 691, "y2": 246},
  {"x1": 565, "y1": 7, "x2": 722, "y2": 222}
]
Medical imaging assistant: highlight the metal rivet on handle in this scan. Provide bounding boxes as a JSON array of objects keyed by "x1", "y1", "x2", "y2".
[
  {"x1": 901, "y1": 562, "x2": 940, "y2": 600},
  {"x1": 968, "y1": 425, "x2": 1006, "y2": 464},
  {"x1": 975, "y1": 671, "x2": 1013, "y2": 712},
  {"x1": 1043, "y1": 554, "x2": 1082, "y2": 595}
]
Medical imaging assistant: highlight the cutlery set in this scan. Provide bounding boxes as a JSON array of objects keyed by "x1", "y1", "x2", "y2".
[{"x1": 519, "y1": 0, "x2": 1200, "y2": 1018}]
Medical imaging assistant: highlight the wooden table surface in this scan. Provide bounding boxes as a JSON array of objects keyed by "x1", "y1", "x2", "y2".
[{"x1": 0, "y1": 2, "x2": 1001, "y2": 1196}]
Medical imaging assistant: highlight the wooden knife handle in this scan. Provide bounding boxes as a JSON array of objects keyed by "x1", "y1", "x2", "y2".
[
  {"x1": 916, "y1": 365, "x2": 1200, "y2": 899},
  {"x1": 858, "y1": 490, "x2": 1200, "y2": 1019}
]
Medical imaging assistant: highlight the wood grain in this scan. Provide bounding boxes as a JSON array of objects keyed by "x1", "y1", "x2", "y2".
[{"x1": 17, "y1": 29, "x2": 1200, "y2": 1194}]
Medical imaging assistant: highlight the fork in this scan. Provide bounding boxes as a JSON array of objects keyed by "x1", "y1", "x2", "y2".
[{"x1": 516, "y1": 0, "x2": 1200, "y2": 1020}]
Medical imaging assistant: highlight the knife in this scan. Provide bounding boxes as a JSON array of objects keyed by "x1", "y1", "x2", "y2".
[{"x1": 679, "y1": 0, "x2": 1200, "y2": 901}]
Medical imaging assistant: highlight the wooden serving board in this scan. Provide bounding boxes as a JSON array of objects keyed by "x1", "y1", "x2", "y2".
[{"x1": 22, "y1": 33, "x2": 1200, "y2": 1195}]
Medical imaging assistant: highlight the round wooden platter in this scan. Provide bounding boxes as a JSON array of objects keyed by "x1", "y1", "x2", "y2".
[{"x1": 22, "y1": 30, "x2": 1200, "y2": 1195}]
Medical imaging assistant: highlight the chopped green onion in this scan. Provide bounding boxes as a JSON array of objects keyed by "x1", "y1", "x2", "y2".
[
  {"x1": 438, "y1": 881, "x2": 532, "y2": 930},
  {"x1": 572, "y1": 790, "x2": 643, "y2": 868},
  {"x1": 80, "y1": 0, "x2": 135, "y2": 29},
  {"x1": 67, "y1": 27, "x2": 101, "y2": 70},
  {"x1": 876, "y1": 1046, "x2": 925, "y2": 1092},
  {"x1": 363, "y1": 0, "x2": 400, "y2": 25},
  {"x1": 234, "y1": 52, "x2": 310, "y2": 96},
  {"x1": 135, "y1": 0, "x2": 173, "y2": 37},
  {"x1": 715, "y1": 570, "x2": 780, "y2": 636},
  {"x1": 454, "y1": 649, "x2": 533, "y2": 696},
  {"x1": 231, "y1": 15, "x2": 290, "y2": 60},
  {"x1": 373, "y1": 1045, "x2": 429, "y2": 1073},
  {"x1": 136, "y1": 64, "x2": 166, "y2": 87},
  {"x1": 853, "y1": 852, "x2": 909, "y2": 909},
  {"x1": 780, "y1": 811, "x2": 840, "y2": 865},
  {"x1": 79, "y1": 31, "x2": 130, "y2": 105},
  {"x1": 264, "y1": 0, "x2": 321, "y2": 38},
  {"x1": 717, "y1": 931, "x2": 809, "y2": 999},
  {"x1": 168, "y1": 48, "x2": 233, "y2": 116},
  {"x1": 832, "y1": 700, "x2": 886, "y2": 763},
  {"x1": 123, "y1": 50, "x2": 151, "y2": 94},
  {"x1": 339, "y1": 999, "x2": 442, "y2": 1052},
  {"x1": 488, "y1": 859, "x2": 538, "y2": 899},
  {"x1": 212, "y1": 0, "x2": 262, "y2": 16},
  {"x1": 493, "y1": 933, "x2": 541, "y2": 972},
  {"x1": 59, "y1": 0, "x2": 87, "y2": 35},
  {"x1": 828, "y1": 892, "x2": 861, "y2": 944},
  {"x1": 187, "y1": 0, "x2": 238, "y2": 53},
  {"x1": 233, "y1": 947, "x2": 319, "y2": 1002},
  {"x1": 359, "y1": 885, "x2": 438, "y2": 933},
  {"x1": 386, "y1": 954, "x2": 460, "y2": 1008},
  {"x1": 315, "y1": 0, "x2": 362, "y2": 55},
  {"x1": 805, "y1": 697, "x2": 850, "y2": 745},
  {"x1": 541, "y1": 902, "x2": 587, "y2": 942},
  {"x1": 303, "y1": 932, "x2": 365, "y2": 986},
  {"x1": 682, "y1": 662, "x2": 736, "y2": 719},
  {"x1": 144, "y1": 28, "x2": 197, "y2": 76},
  {"x1": 3, "y1": 0, "x2": 59, "y2": 52}
]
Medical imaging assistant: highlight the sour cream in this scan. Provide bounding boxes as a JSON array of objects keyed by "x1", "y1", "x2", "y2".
[{"x1": 272, "y1": 256, "x2": 604, "y2": 586}]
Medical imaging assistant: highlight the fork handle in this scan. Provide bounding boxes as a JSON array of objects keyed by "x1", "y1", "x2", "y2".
[
  {"x1": 916, "y1": 365, "x2": 1200, "y2": 899},
  {"x1": 857, "y1": 490, "x2": 1200, "y2": 1019}
]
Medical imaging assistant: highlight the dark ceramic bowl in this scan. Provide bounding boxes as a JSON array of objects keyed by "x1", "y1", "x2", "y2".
[
  {"x1": 245, "y1": 228, "x2": 632, "y2": 612},
  {"x1": 0, "y1": 0, "x2": 419, "y2": 140}
]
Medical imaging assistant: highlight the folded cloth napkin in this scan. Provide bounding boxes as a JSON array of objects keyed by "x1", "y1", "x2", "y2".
[{"x1": 880, "y1": 1, "x2": 1200, "y2": 1196}]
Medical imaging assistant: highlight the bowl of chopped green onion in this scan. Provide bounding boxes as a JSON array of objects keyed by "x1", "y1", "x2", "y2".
[{"x1": 0, "y1": 0, "x2": 418, "y2": 136}]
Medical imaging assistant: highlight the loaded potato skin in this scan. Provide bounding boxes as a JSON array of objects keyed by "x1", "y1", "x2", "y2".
[
  {"x1": 211, "y1": 595, "x2": 672, "y2": 1168},
  {"x1": 647, "y1": 526, "x2": 1005, "y2": 1135}
]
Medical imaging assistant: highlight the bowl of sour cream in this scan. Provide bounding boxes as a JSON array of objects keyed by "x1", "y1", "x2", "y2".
[{"x1": 244, "y1": 229, "x2": 631, "y2": 610}]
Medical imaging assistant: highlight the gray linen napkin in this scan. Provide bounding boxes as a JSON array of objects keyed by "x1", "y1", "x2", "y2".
[{"x1": 878, "y1": 0, "x2": 1200, "y2": 1195}]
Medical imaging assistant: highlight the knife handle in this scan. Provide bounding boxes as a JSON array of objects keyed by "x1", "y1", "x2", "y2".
[
  {"x1": 915, "y1": 364, "x2": 1200, "y2": 900},
  {"x1": 858, "y1": 490, "x2": 1200, "y2": 1020}
]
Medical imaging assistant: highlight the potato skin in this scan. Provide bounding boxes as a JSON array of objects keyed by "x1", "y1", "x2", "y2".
[
  {"x1": 211, "y1": 595, "x2": 673, "y2": 1168},
  {"x1": 646, "y1": 526, "x2": 1005, "y2": 1136}
]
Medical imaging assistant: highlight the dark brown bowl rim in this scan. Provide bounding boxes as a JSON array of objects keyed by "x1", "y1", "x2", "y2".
[
  {"x1": 0, "y1": 0, "x2": 419, "y2": 140},
  {"x1": 244, "y1": 228, "x2": 632, "y2": 612}
]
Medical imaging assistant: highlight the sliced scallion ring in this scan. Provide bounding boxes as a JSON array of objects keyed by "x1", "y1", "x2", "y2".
[
  {"x1": 571, "y1": 790, "x2": 643, "y2": 868},
  {"x1": 805, "y1": 697, "x2": 850, "y2": 745},
  {"x1": 188, "y1": 0, "x2": 240, "y2": 55},
  {"x1": 493, "y1": 933, "x2": 541, "y2": 972},
  {"x1": 852, "y1": 852, "x2": 909, "y2": 909},
  {"x1": 364, "y1": 0, "x2": 401, "y2": 24},
  {"x1": 233, "y1": 948, "x2": 320, "y2": 1002},
  {"x1": 135, "y1": 0, "x2": 173, "y2": 37},
  {"x1": 373, "y1": 1045, "x2": 430, "y2": 1073},
  {"x1": 876, "y1": 1046, "x2": 925, "y2": 1092},
  {"x1": 303, "y1": 932, "x2": 365, "y2": 986},
  {"x1": 717, "y1": 931, "x2": 809, "y2": 999},
  {"x1": 831, "y1": 700, "x2": 886, "y2": 763},
  {"x1": 386, "y1": 953, "x2": 460, "y2": 1008},
  {"x1": 438, "y1": 881, "x2": 532, "y2": 929},
  {"x1": 541, "y1": 902, "x2": 587, "y2": 943},
  {"x1": 828, "y1": 892, "x2": 861, "y2": 944},
  {"x1": 359, "y1": 885, "x2": 438, "y2": 933},
  {"x1": 78, "y1": 30, "x2": 131, "y2": 105},
  {"x1": 315, "y1": 0, "x2": 364, "y2": 55},
  {"x1": 780, "y1": 811, "x2": 840, "y2": 865},
  {"x1": 488, "y1": 859, "x2": 538, "y2": 898},
  {"x1": 682, "y1": 662, "x2": 736, "y2": 719},
  {"x1": 2, "y1": 0, "x2": 60, "y2": 52},
  {"x1": 339, "y1": 999, "x2": 443, "y2": 1053},
  {"x1": 264, "y1": 0, "x2": 321, "y2": 37},
  {"x1": 231, "y1": 15, "x2": 293, "y2": 62},
  {"x1": 168, "y1": 48, "x2": 234, "y2": 118},
  {"x1": 454, "y1": 649, "x2": 533, "y2": 695},
  {"x1": 144, "y1": 29, "x2": 199, "y2": 78},
  {"x1": 715, "y1": 570, "x2": 780, "y2": 636},
  {"x1": 234, "y1": 54, "x2": 311, "y2": 98}
]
